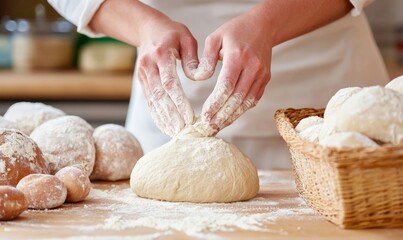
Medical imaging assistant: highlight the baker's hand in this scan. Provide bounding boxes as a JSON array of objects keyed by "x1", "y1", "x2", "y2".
[
  {"x1": 195, "y1": 7, "x2": 273, "y2": 133},
  {"x1": 137, "y1": 15, "x2": 199, "y2": 137}
]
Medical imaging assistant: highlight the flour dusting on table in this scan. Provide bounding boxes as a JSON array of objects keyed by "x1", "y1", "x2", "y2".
[{"x1": 1, "y1": 171, "x2": 320, "y2": 240}]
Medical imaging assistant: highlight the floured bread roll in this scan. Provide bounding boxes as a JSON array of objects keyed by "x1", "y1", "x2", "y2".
[
  {"x1": 298, "y1": 123, "x2": 323, "y2": 143},
  {"x1": 295, "y1": 116, "x2": 323, "y2": 133},
  {"x1": 130, "y1": 119, "x2": 259, "y2": 203},
  {"x1": 4, "y1": 102, "x2": 65, "y2": 135},
  {"x1": 385, "y1": 75, "x2": 403, "y2": 94},
  {"x1": 0, "y1": 129, "x2": 49, "y2": 186},
  {"x1": 323, "y1": 87, "x2": 362, "y2": 120},
  {"x1": 30, "y1": 116, "x2": 95, "y2": 176},
  {"x1": 91, "y1": 124, "x2": 143, "y2": 181},
  {"x1": 335, "y1": 86, "x2": 403, "y2": 144},
  {"x1": 0, "y1": 116, "x2": 18, "y2": 131},
  {"x1": 320, "y1": 132, "x2": 379, "y2": 148}
]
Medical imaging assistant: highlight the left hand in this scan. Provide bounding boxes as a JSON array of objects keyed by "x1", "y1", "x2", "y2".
[{"x1": 194, "y1": 5, "x2": 273, "y2": 134}]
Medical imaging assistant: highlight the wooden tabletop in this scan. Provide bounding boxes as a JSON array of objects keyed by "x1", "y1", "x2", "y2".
[
  {"x1": 0, "y1": 70, "x2": 133, "y2": 101},
  {"x1": 0, "y1": 170, "x2": 401, "y2": 240}
]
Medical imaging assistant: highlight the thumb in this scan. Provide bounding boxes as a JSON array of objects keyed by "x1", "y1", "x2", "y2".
[{"x1": 193, "y1": 35, "x2": 221, "y2": 81}]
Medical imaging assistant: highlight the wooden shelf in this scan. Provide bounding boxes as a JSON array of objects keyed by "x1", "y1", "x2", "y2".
[{"x1": 0, "y1": 70, "x2": 133, "y2": 101}]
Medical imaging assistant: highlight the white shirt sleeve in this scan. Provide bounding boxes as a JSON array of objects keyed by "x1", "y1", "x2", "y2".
[
  {"x1": 349, "y1": 0, "x2": 374, "y2": 16},
  {"x1": 48, "y1": 0, "x2": 105, "y2": 37}
]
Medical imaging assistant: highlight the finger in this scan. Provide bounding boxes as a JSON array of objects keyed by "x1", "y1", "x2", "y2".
[
  {"x1": 138, "y1": 67, "x2": 174, "y2": 136},
  {"x1": 210, "y1": 68, "x2": 256, "y2": 130},
  {"x1": 194, "y1": 35, "x2": 221, "y2": 80},
  {"x1": 219, "y1": 72, "x2": 268, "y2": 131},
  {"x1": 158, "y1": 50, "x2": 195, "y2": 125},
  {"x1": 201, "y1": 51, "x2": 242, "y2": 121},
  {"x1": 180, "y1": 34, "x2": 199, "y2": 80},
  {"x1": 146, "y1": 63, "x2": 185, "y2": 136}
]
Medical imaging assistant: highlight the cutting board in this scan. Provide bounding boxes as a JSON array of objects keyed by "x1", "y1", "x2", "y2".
[{"x1": 0, "y1": 171, "x2": 402, "y2": 239}]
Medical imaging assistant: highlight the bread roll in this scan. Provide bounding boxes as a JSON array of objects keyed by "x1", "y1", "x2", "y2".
[
  {"x1": 335, "y1": 86, "x2": 403, "y2": 144},
  {"x1": 320, "y1": 132, "x2": 379, "y2": 148},
  {"x1": 385, "y1": 75, "x2": 403, "y2": 94},
  {"x1": 16, "y1": 174, "x2": 67, "y2": 209},
  {"x1": 0, "y1": 116, "x2": 18, "y2": 131},
  {"x1": 0, "y1": 186, "x2": 28, "y2": 220},
  {"x1": 30, "y1": 116, "x2": 95, "y2": 176},
  {"x1": 0, "y1": 129, "x2": 49, "y2": 186},
  {"x1": 295, "y1": 116, "x2": 324, "y2": 133},
  {"x1": 3, "y1": 102, "x2": 65, "y2": 135},
  {"x1": 55, "y1": 167, "x2": 91, "y2": 203},
  {"x1": 91, "y1": 124, "x2": 143, "y2": 181}
]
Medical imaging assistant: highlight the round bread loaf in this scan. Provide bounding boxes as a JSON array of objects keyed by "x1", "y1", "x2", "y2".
[
  {"x1": 0, "y1": 186, "x2": 28, "y2": 220},
  {"x1": 55, "y1": 167, "x2": 91, "y2": 203},
  {"x1": 30, "y1": 116, "x2": 95, "y2": 176},
  {"x1": 91, "y1": 124, "x2": 143, "y2": 181},
  {"x1": 0, "y1": 116, "x2": 18, "y2": 131},
  {"x1": 0, "y1": 129, "x2": 49, "y2": 186},
  {"x1": 3, "y1": 102, "x2": 65, "y2": 135},
  {"x1": 16, "y1": 174, "x2": 67, "y2": 209}
]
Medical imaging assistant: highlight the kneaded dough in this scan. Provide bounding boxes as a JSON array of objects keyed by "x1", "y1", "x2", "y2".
[
  {"x1": 91, "y1": 124, "x2": 143, "y2": 181},
  {"x1": 130, "y1": 119, "x2": 259, "y2": 203},
  {"x1": 385, "y1": 75, "x2": 403, "y2": 94},
  {"x1": 4, "y1": 102, "x2": 65, "y2": 135},
  {"x1": 324, "y1": 87, "x2": 362, "y2": 120},
  {"x1": 335, "y1": 86, "x2": 403, "y2": 144},
  {"x1": 295, "y1": 116, "x2": 324, "y2": 133},
  {"x1": 298, "y1": 123, "x2": 323, "y2": 143},
  {"x1": 320, "y1": 132, "x2": 379, "y2": 148},
  {"x1": 0, "y1": 116, "x2": 18, "y2": 131},
  {"x1": 30, "y1": 116, "x2": 95, "y2": 176}
]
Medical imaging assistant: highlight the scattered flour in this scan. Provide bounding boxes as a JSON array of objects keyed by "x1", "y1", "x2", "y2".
[{"x1": 1, "y1": 171, "x2": 319, "y2": 240}]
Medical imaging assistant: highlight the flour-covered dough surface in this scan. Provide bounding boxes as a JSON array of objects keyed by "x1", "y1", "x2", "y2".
[
  {"x1": 385, "y1": 75, "x2": 403, "y2": 94},
  {"x1": 335, "y1": 86, "x2": 403, "y2": 144},
  {"x1": 130, "y1": 120, "x2": 259, "y2": 203}
]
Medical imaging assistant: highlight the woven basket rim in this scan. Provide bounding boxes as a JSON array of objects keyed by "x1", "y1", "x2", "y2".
[{"x1": 274, "y1": 108, "x2": 403, "y2": 167}]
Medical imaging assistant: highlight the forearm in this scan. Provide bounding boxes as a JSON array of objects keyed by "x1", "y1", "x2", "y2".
[
  {"x1": 88, "y1": 0, "x2": 168, "y2": 46},
  {"x1": 255, "y1": 0, "x2": 353, "y2": 46}
]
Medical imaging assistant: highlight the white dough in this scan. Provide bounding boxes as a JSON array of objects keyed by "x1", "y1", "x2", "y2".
[
  {"x1": 130, "y1": 119, "x2": 259, "y2": 203},
  {"x1": 320, "y1": 132, "x2": 379, "y2": 148},
  {"x1": 0, "y1": 116, "x2": 18, "y2": 131},
  {"x1": 324, "y1": 87, "x2": 362, "y2": 120},
  {"x1": 4, "y1": 102, "x2": 65, "y2": 135},
  {"x1": 298, "y1": 123, "x2": 323, "y2": 143},
  {"x1": 335, "y1": 86, "x2": 403, "y2": 145},
  {"x1": 385, "y1": 75, "x2": 403, "y2": 94},
  {"x1": 295, "y1": 116, "x2": 324, "y2": 133}
]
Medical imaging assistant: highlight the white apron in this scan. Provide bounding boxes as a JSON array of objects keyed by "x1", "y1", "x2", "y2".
[{"x1": 125, "y1": 0, "x2": 388, "y2": 169}]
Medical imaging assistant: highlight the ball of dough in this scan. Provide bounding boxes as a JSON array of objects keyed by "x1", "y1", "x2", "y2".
[
  {"x1": 385, "y1": 75, "x2": 403, "y2": 94},
  {"x1": 0, "y1": 129, "x2": 49, "y2": 186},
  {"x1": 0, "y1": 116, "x2": 18, "y2": 131},
  {"x1": 320, "y1": 132, "x2": 379, "y2": 148},
  {"x1": 30, "y1": 116, "x2": 95, "y2": 176},
  {"x1": 335, "y1": 86, "x2": 403, "y2": 145},
  {"x1": 0, "y1": 186, "x2": 28, "y2": 221},
  {"x1": 16, "y1": 174, "x2": 67, "y2": 209},
  {"x1": 130, "y1": 125, "x2": 259, "y2": 203},
  {"x1": 295, "y1": 116, "x2": 324, "y2": 133},
  {"x1": 324, "y1": 87, "x2": 362, "y2": 120},
  {"x1": 298, "y1": 123, "x2": 323, "y2": 143},
  {"x1": 3, "y1": 102, "x2": 65, "y2": 135},
  {"x1": 55, "y1": 167, "x2": 91, "y2": 203},
  {"x1": 91, "y1": 124, "x2": 143, "y2": 181}
]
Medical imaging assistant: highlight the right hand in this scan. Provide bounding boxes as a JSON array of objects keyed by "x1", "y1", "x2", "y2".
[{"x1": 137, "y1": 14, "x2": 199, "y2": 137}]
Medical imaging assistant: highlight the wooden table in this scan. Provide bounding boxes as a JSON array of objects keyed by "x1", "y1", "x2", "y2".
[{"x1": 0, "y1": 170, "x2": 401, "y2": 239}]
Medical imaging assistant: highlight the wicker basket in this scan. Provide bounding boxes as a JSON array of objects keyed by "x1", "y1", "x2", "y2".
[{"x1": 274, "y1": 108, "x2": 403, "y2": 229}]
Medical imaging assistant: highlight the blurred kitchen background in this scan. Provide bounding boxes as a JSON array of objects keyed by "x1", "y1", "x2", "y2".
[{"x1": 0, "y1": 0, "x2": 402, "y2": 126}]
